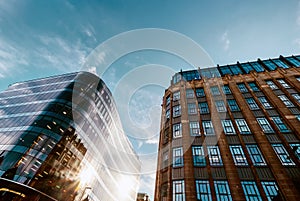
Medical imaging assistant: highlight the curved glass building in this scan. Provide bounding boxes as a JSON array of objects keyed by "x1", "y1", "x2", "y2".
[{"x1": 0, "y1": 72, "x2": 140, "y2": 201}]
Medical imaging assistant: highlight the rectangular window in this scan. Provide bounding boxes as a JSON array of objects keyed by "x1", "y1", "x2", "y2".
[
  {"x1": 258, "y1": 96, "x2": 272, "y2": 109},
  {"x1": 210, "y1": 86, "x2": 220, "y2": 95},
  {"x1": 215, "y1": 100, "x2": 227, "y2": 112},
  {"x1": 173, "y1": 91, "x2": 180, "y2": 101},
  {"x1": 196, "y1": 88, "x2": 205, "y2": 97},
  {"x1": 222, "y1": 85, "x2": 231, "y2": 94},
  {"x1": 214, "y1": 181, "x2": 232, "y2": 201},
  {"x1": 219, "y1": 66, "x2": 233, "y2": 76},
  {"x1": 249, "y1": 62, "x2": 265, "y2": 72},
  {"x1": 262, "y1": 60, "x2": 277, "y2": 71},
  {"x1": 235, "y1": 119, "x2": 251, "y2": 134},
  {"x1": 196, "y1": 180, "x2": 212, "y2": 201},
  {"x1": 221, "y1": 120, "x2": 236, "y2": 135},
  {"x1": 271, "y1": 116, "x2": 290, "y2": 133},
  {"x1": 173, "y1": 180, "x2": 185, "y2": 201},
  {"x1": 290, "y1": 144, "x2": 300, "y2": 159},
  {"x1": 277, "y1": 79, "x2": 290, "y2": 88},
  {"x1": 188, "y1": 103, "x2": 197, "y2": 114},
  {"x1": 238, "y1": 83, "x2": 248, "y2": 93},
  {"x1": 246, "y1": 98, "x2": 259, "y2": 110},
  {"x1": 186, "y1": 89, "x2": 194, "y2": 99},
  {"x1": 261, "y1": 181, "x2": 279, "y2": 201},
  {"x1": 173, "y1": 147, "x2": 184, "y2": 167},
  {"x1": 227, "y1": 99, "x2": 240, "y2": 111},
  {"x1": 230, "y1": 145, "x2": 248, "y2": 166},
  {"x1": 166, "y1": 96, "x2": 170, "y2": 105},
  {"x1": 246, "y1": 145, "x2": 266, "y2": 166},
  {"x1": 292, "y1": 93, "x2": 300, "y2": 103},
  {"x1": 207, "y1": 146, "x2": 223, "y2": 166},
  {"x1": 248, "y1": 82, "x2": 259, "y2": 91},
  {"x1": 192, "y1": 146, "x2": 206, "y2": 166},
  {"x1": 162, "y1": 150, "x2": 169, "y2": 168},
  {"x1": 272, "y1": 144, "x2": 295, "y2": 165},
  {"x1": 241, "y1": 181, "x2": 262, "y2": 201},
  {"x1": 257, "y1": 117, "x2": 274, "y2": 133},
  {"x1": 278, "y1": 95, "x2": 295, "y2": 107},
  {"x1": 199, "y1": 102, "x2": 210, "y2": 114},
  {"x1": 230, "y1": 64, "x2": 243, "y2": 75},
  {"x1": 190, "y1": 121, "x2": 200, "y2": 136},
  {"x1": 272, "y1": 59, "x2": 289, "y2": 69},
  {"x1": 266, "y1": 80, "x2": 278, "y2": 90},
  {"x1": 166, "y1": 109, "x2": 170, "y2": 119},
  {"x1": 173, "y1": 105, "x2": 181, "y2": 117},
  {"x1": 241, "y1": 63, "x2": 254, "y2": 73},
  {"x1": 202, "y1": 121, "x2": 214, "y2": 135},
  {"x1": 173, "y1": 123, "x2": 182, "y2": 138}
]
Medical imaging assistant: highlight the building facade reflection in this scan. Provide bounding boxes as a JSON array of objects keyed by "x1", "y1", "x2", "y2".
[{"x1": 0, "y1": 72, "x2": 140, "y2": 201}]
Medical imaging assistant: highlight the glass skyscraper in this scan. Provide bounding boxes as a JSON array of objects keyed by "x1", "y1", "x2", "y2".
[{"x1": 0, "y1": 72, "x2": 140, "y2": 201}]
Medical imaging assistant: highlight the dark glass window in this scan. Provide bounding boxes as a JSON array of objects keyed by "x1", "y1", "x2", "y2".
[
  {"x1": 241, "y1": 181, "x2": 262, "y2": 201},
  {"x1": 246, "y1": 98, "x2": 259, "y2": 110},
  {"x1": 241, "y1": 63, "x2": 254, "y2": 73},
  {"x1": 249, "y1": 62, "x2": 265, "y2": 72},
  {"x1": 257, "y1": 117, "x2": 274, "y2": 133},
  {"x1": 173, "y1": 147, "x2": 184, "y2": 167},
  {"x1": 285, "y1": 57, "x2": 300, "y2": 67},
  {"x1": 173, "y1": 180, "x2": 185, "y2": 201},
  {"x1": 222, "y1": 85, "x2": 231, "y2": 94},
  {"x1": 246, "y1": 145, "x2": 266, "y2": 166},
  {"x1": 202, "y1": 121, "x2": 214, "y2": 135},
  {"x1": 192, "y1": 146, "x2": 206, "y2": 166},
  {"x1": 207, "y1": 146, "x2": 223, "y2": 166},
  {"x1": 227, "y1": 99, "x2": 240, "y2": 111},
  {"x1": 248, "y1": 82, "x2": 259, "y2": 91},
  {"x1": 196, "y1": 88, "x2": 205, "y2": 97},
  {"x1": 262, "y1": 60, "x2": 277, "y2": 71},
  {"x1": 261, "y1": 181, "x2": 279, "y2": 201},
  {"x1": 173, "y1": 105, "x2": 181, "y2": 117},
  {"x1": 272, "y1": 144, "x2": 295, "y2": 165},
  {"x1": 219, "y1": 66, "x2": 233, "y2": 76},
  {"x1": 258, "y1": 97, "x2": 272, "y2": 109},
  {"x1": 196, "y1": 180, "x2": 212, "y2": 201},
  {"x1": 235, "y1": 119, "x2": 251, "y2": 134},
  {"x1": 199, "y1": 102, "x2": 210, "y2": 114},
  {"x1": 237, "y1": 83, "x2": 248, "y2": 93},
  {"x1": 173, "y1": 123, "x2": 182, "y2": 138},
  {"x1": 266, "y1": 80, "x2": 278, "y2": 90},
  {"x1": 214, "y1": 181, "x2": 232, "y2": 201},
  {"x1": 270, "y1": 116, "x2": 290, "y2": 133},
  {"x1": 272, "y1": 59, "x2": 289, "y2": 69},
  {"x1": 290, "y1": 144, "x2": 300, "y2": 159},
  {"x1": 229, "y1": 64, "x2": 243, "y2": 75},
  {"x1": 221, "y1": 120, "x2": 236, "y2": 135},
  {"x1": 230, "y1": 145, "x2": 248, "y2": 166}
]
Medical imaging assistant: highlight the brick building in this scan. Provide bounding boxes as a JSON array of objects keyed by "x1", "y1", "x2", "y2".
[{"x1": 154, "y1": 55, "x2": 300, "y2": 201}]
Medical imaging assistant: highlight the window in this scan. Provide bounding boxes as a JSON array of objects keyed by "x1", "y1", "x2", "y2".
[
  {"x1": 162, "y1": 150, "x2": 169, "y2": 168},
  {"x1": 222, "y1": 85, "x2": 231, "y2": 94},
  {"x1": 215, "y1": 100, "x2": 227, "y2": 112},
  {"x1": 173, "y1": 123, "x2": 182, "y2": 138},
  {"x1": 235, "y1": 119, "x2": 251, "y2": 134},
  {"x1": 262, "y1": 60, "x2": 277, "y2": 71},
  {"x1": 277, "y1": 79, "x2": 290, "y2": 88},
  {"x1": 166, "y1": 96, "x2": 170, "y2": 105},
  {"x1": 166, "y1": 109, "x2": 170, "y2": 119},
  {"x1": 246, "y1": 145, "x2": 266, "y2": 166},
  {"x1": 278, "y1": 95, "x2": 294, "y2": 107},
  {"x1": 266, "y1": 80, "x2": 278, "y2": 90},
  {"x1": 182, "y1": 70, "x2": 200, "y2": 81},
  {"x1": 192, "y1": 146, "x2": 206, "y2": 166},
  {"x1": 221, "y1": 120, "x2": 236, "y2": 135},
  {"x1": 199, "y1": 102, "x2": 210, "y2": 114},
  {"x1": 290, "y1": 144, "x2": 300, "y2": 159},
  {"x1": 286, "y1": 57, "x2": 300, "y2": 66},
  {"x1": 196, "y1": 88, "x2": 205, "y2": 97},
  {"x1": 272, "y1": 144, "x2": 295, "y2": 165},
  {"x1": 249, "y1": 62, "x2": 265, "y2": 72},
  {"x1": 196, "y1": 180, "x2": 212, "y2": 201},
  {"x1": 173, "y1": 91, "x2": 180, "y2": 101},
  {"x1": 241, "y1": 63, "x2": 254, "y2": 73},
  {"x1": 261, "y1": 181, "x2": 279, "y2": 201},
  {"x1": 188, "y1": 103, "x2": 197, "y2": 114},
  {"x1": 246, "y1": 98, "x2": 259, "y2": 110},
  {"x1": 238, "y1": 83, "x2": 248, "y2": 93},
  {"x1": 227, "y1": 99, "x2": 240, "y2": 111},
  {"x1": 258, "y1": 96, "x2": 272, "y2": 109},
  {"x1": 202, "y1": 121, "x2": 214, "y2": 135},
  {"x1": 210, "y1": 86, "x2": 220, "y2": 95},
  {"x1": 190, "y1": 122, "x2": 200, "y2": 136},
  {"x1": 257, "y1": 117, "x2": 274, "y2": 133},
  {"x1": 271, "y1": 116, "x2": 290, "y2": 133},
  {"x1": 230, "y1": 145, "x2": 248, "y2": 166},
  {"x1": 230, "y1": 64, "x2": 243, "y2": 75},
  {"x1": 297, "y1": 114, "x2": 300, "y2": 121},
  {"x1": 207, "y1": 146, "x2": 223, "y2": 166},
  {"x1": 248, "y1": 82, "x2": 259, "y2": 91},
  {"x1": 173, "y1": 180, "x2": 185, "y2": 201},
  {"x1": 272, "y1": 59, "x2": 289, "y2": 69},
  {"x1": 292, "y1": 93, "x2": 300, "y2": 103},
  {"x1": 241, "y1": 181, "x2": 262, "y2": 201},
  {"x1": 186, "y1": 89, "x2": 194, "y2": 98},
  {"x1": 173, "y1": 73, "x2": 182, "y2": 84},
  {"x1": 214, "y1": 181, "x2": 232, "y2": 201},
  {"x1": 173, "y1": 147, "x2": 184, "y2": 167},
  {"x1": 173, "y1": 105, "x2": 181, "y2": 117},
  {"x1": 219, "y1": 66, "x2": 233, "y2": 76}
]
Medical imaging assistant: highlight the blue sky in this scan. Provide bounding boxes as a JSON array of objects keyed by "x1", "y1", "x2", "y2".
[{"x1": 1, "y1": 0, "x2": 300, "y2": 199}]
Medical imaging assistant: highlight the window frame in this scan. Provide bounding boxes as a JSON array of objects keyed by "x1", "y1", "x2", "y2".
[
  {"x1": 235, "y1": 119, "x2": 251, "y2": 134},
  {"x1": 172, "y1": 147, "x2": 184, "y2": 167},
  {"x1": 202, "y1": 121, "x2": 215, "y2": 135},
  {"x1": 221, "y1": 120, "x2": 236, "y2": 135},
  {"x1": 246, "y1": 144, "x2": 266, "y2": 166},
  {"x1": 173, "y1": 123, "x2": 182, "y2": 138},
  {"x1": 207, "y1": 146, "x2": 223, "y2": 166},
  {"x1": 192, "y1": 146, "x2": 206, "y2": 167},
  {"x1": 272, "y1": 144, "x2": 295, "y2": 166},
  {"x1": 190, "y1": 121, "x2": 200, "y2": 136},
  {"x1": 214, "y1": 180, "x2": 232, "y2": 201},
  {"x1": 173, "y1": 180, "x2": 185, "y2": 201},
  {"x1": 196, "y1": 180, "x2": 212, "y2": 201}
]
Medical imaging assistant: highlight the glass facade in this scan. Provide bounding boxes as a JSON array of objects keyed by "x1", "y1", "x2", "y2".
[{"x1": 0, "y1": 72, "x2": 140, "y2": 201}]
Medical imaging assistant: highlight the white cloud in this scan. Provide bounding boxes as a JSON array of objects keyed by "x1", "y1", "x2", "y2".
[
  {"x1": 145, "y1": 136, "x2": 159, "y2": 144},
  {"x1": 221, "y1": 31, "x2": 230, "y2": 51}
]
